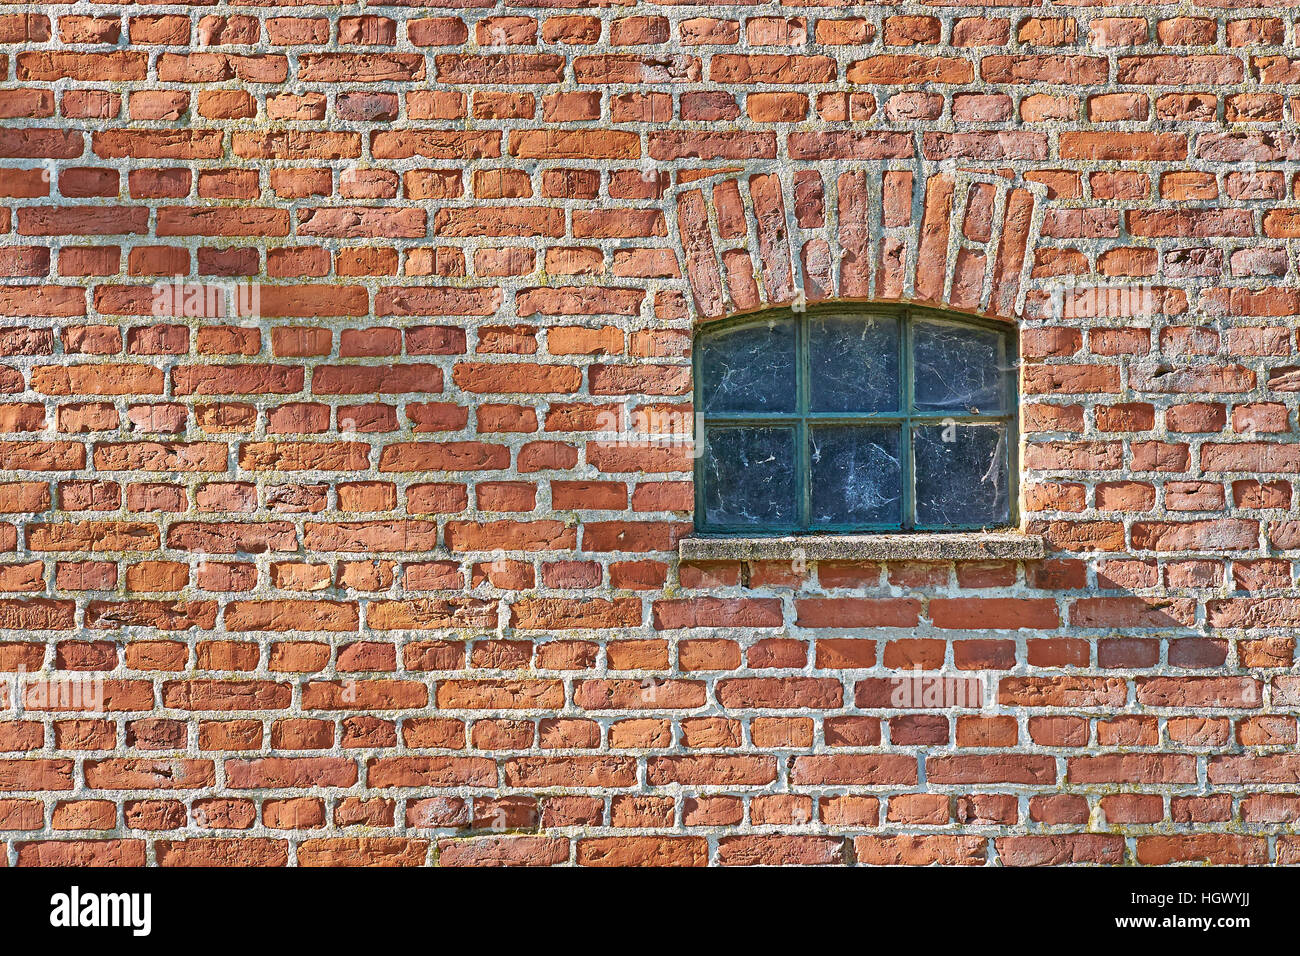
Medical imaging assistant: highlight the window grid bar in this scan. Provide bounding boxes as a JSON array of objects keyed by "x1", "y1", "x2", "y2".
[
  {"x1": 703, "y1": 413, "x2": 1015, "y2": 425},
  {"x1": 796, "y1": 309, "x2": 810, "y2": 529}
]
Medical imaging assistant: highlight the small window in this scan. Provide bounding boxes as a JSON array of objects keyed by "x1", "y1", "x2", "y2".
[{"x1": 694, "y1": 305, "x2": 1017, "y2": 535}]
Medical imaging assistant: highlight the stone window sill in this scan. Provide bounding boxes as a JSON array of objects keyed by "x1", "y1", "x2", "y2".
[{"x1": 678, "y1": 532, "x2": 1046, "y2": 563}]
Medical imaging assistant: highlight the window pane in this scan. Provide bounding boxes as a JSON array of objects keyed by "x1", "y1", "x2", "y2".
[
  {"x1": 699, "y1": 319, "x2": 796, "y2": 414},
  {"x1": 810, "y1": 425, "x2": 903, "y2": 526},
  {"x1": 701, "y1": 426, "x2": 797, "y2": 528},
  {"x1": 913, "y1": 423, "x2": 1009, "y2": 528},
  {"x1": 809, "y1": 313, "x2": 900, "y2": 413},
  {"x1": 912, "y1": 319, "x2": 1008, "y2": 414}
]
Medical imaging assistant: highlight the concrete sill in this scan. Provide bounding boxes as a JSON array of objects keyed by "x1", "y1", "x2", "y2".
[{"x1": 679, "y1": 532, "x2": 1047, "y2": 563}]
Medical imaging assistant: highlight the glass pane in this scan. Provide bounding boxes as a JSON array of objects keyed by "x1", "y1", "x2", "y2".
[
  {"x1": 701, "y1": 426, "x2": 797, "y2": 528},
  {"x1": 810, "y1": 426, "x2": 903, "y2": 527},
  {"x1": 912, "y1": 319, "x2": 1008, "y2": 414},
  {"x1": 699, "y1": 319, "x2": 796, "y2": 414},
  {"x1": 913, "y1": 423, "x2": 1009, "y2": 528},
  {"x1": 809, "y1": 313, "x2": 900, "y2": 413}
]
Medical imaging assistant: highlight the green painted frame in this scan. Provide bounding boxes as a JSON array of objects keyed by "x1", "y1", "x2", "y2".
[{"x1": 692, "y1": 302, "x2": 1019, "y2": 536}]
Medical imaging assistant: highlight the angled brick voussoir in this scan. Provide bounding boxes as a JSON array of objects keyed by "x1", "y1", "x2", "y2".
[{"x1": 668, "y1": 163, "x2": 1045, "y2": 324}]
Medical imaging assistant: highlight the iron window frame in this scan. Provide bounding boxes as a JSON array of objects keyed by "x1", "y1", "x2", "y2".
[{"x1": 692, "y1": 302, "x2": 1020, "y2": 536}]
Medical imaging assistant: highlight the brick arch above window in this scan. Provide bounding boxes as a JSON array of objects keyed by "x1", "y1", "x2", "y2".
[{"x1": 668, "y1": 164, "x2": 1046, "y2": 326}]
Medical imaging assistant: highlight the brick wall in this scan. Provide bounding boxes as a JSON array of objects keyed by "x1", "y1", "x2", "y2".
[{"x1": 0, "y1": 0, "x2": 1297, "y2": 867}]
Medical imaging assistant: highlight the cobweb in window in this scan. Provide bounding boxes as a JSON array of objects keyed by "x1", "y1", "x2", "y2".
[
  {"x1": 809, "y1": 314, "x2": 900, "y2": 413},
  {"x1": 912, "y1": 320, "x2": 1007, "y2": 414},
  {"x1": 699, "y1": 320, "x2": 796, "y2": 414},
  {"x1": 913, "y1": 424, "x2": 1009, "y2": 527},
  {"x1": 702, "y1": 426, "x2": 796, "y2": 527},
  {"x1": 810, "y1": 426, "x2": 902, "y2": 525}
]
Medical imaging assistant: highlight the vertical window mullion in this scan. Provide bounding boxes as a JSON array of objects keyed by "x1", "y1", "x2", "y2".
[
  {"x1": 693, "y1": 338, "x2": 704, "y2": 529},
  {"x1": 901, "y1": 308, "x2": 914, "y2": 531},
  {"x1": 797, "y1": 311, "x2": 809, "y2": 531},
  {"x1": 1005, "y1": 328, "x2": 1019, "y2": 529}
]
